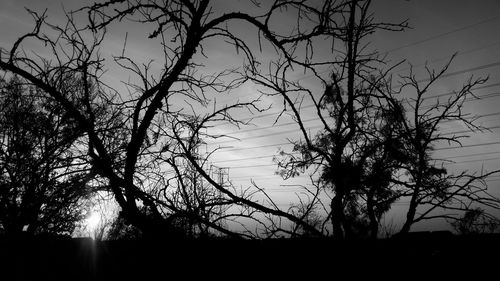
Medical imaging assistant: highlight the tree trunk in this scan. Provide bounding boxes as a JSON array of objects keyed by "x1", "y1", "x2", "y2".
[
  {"x1": 331, "y1": 194, "x2": 345, "y2": 240},
  {"x1": 400, "y1": 155, "x2": 425, "y2": 235},
  {"x1": 399, "y1": 186, "x2": 419, "y2": 234},
  {"x1": 366, "y1": 187, "x2": 378, "y2": 239},
  {"x1": 399, "y1": 202, "x2": 416, "y2": 234}
]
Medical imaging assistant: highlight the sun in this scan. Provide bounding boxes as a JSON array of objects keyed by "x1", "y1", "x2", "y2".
[{"x1": 86, "y1": 212, "x2": 101, "y2": 231}]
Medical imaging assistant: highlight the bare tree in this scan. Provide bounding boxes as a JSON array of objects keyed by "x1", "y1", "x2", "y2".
[
  {"x1": 0, "y1": 0, "x2": 348, "y2": 238},
  {"x1": 6, "y1": 0, "x2": 493, "y2": 240},
  {"x1": 252, "y1": 0, "x2": 500, "y2": 239},
  {"x1": 250, "y1": 0, "x2": 408, "y2": 239},
  {"x1": 451, "y1": 207, "x2": 499, "y2": 235},
  {"x1": 0, "y1": 76, "x2": 95, "y2": 236},
  {"x1": 382, "y1": 58, "x2": 500, "y2": 234}
]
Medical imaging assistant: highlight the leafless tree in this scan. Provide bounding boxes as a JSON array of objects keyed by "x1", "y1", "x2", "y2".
[
  {"x1": 0, "y1": 0, "x2": 349, "y2": 238},
  {"x1": 5, "y1": 0, "x2": 493, "y2": 240},
  {"x1": 381, "y1": 58, "x2": 500, "y2": 234},
  {"x1": 0, "y1": 76, "x2": 96, "y2": 236},
  {"x1": 451, "y1": 207, "x2": 499, "y2": 235},
  {"x1": 252, "y1": 0, "x2": 500, "y2": 239},
  {"x1": 250, "y1": 0, "x2": 408, "y2": 239}
]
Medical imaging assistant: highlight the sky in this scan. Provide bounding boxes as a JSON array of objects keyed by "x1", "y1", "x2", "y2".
[{"x1": 2, "y1": 0, "x2": 500, "y2": 234}]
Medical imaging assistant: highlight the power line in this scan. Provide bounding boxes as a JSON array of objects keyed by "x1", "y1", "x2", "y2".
[
  {"x1": 439, "y1": 150, "x2": 500, "y2": 160},
  {"x1": 235, "y1": 166, "x2": 498, "y2": 180},
  {"x1": 220, "y1": 141, "x2": 500, "y2": 170},
  {"x1": 202, "y1": 15, "x2": 500, "y2": 111},
  {"x1": 230, "y1": 164, "x2": 276, "y2": 169},
  {"x1": 212, "y1": 122, "x2": 500, "y2": 164},
  {"x1": 435, "y1": 141, "x2": 500, "y2": 151},
  {"x1": 224, "y1": 117, "x2": 320, "y2": 135},
  {"x1": 425, "y1": 82, "x2": 500, "y2": 100},
  {"x1": 209, "y1": 112, "x2": 500, "y2": 153},
  {"x1": 216, "y1": 61, "x2": 500, "y2": 141},
  {"x1": 220, "y1": 83, "x2": 500, "y2": 138},
  {"x1": 216, "y1": 14, "x2": 500, "y2": 111},
  {"x1": 400, "y1": 39, "x2": 500, "y2": 72},
  {"x1": 213, "y1": 79, "x2": 500, "y2": 138},
  {"x1": 200, "y1": 70, "x2": 500, "y2": 154},
  {"x1": 416, "y1": 60, "x2": 500, "y2": 83},
  {"x1": 213, "y1": 139, "x2": 500, "y2": 176},
  {"x1": 212, "y1": 124, "x2": 500, "y2": 154},
  {"x1": 240, "y1": 103, "x2": 317, "y2": 122},
  {"x1": 225, "y1": 152, "x2": 500, "y2": 180},
  {"x1": 208, "y1": 93, "x2": 500, "y2": 148},
  {"x1": 226, "y1": 154, "x2": 500, "y2": 176},
  {"x1": 440, "y1": 111, "x2": 500, "y2": 125},
  {"x1": 220, "y1": 142, "x2": 292, "y2": 152},
  {"x1": 384, "y1": 14, "x2": 500, "y2": 54},
  {"x1": 445, "y1": 156, "x2": 500, "y2": 165},
  {"x1": 208, "y1": 124, "x2": 323, "y2": 145},
  {"x1": 441, "y1": 124, "x2": 500, "y2": 136},
  {"x1": 421, "y1": 91, "x2": 500, "y2": 111},
  {"x1": 263, "y1": 189, "x2": 308, "y2": 193},
  {"x1": 213, "y1": 131, "x2": 500, "y2": 168},
  {"x1": 473, "y1": 111, "x2": 500, "y2": 121},
  {"x1": 225, "y1": 108, "x2": 500, "y2": 150},
  {"x1": 295, "y1": 17, "x2": 500, "y2": 82},
  {"x1": 308, "y1": 22, "x2": 500, "y2": 88},
  {"x1": 214, "y1": 154, "x2": 280, "y2": 164},
  {"x1": 231, "y1": 174, "x2": 281, "y2": 179}
]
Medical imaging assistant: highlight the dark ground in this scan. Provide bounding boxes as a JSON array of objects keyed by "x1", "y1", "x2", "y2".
[{"x1": 1, "y1": 232, "x2": 499, "y2": 280}]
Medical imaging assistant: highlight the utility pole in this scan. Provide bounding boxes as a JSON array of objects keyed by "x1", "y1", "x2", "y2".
[
  {"x1": 209, "y1": 165, "x2": 229, "y2": 201},
  {"x1": 210, "y1": 165, "x2": 229, "y2": 186}
]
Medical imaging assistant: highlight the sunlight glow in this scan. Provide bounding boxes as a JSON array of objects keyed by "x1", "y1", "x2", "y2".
[{"x1": 86, "y1": 212, "x2": 101, "y2": 231}]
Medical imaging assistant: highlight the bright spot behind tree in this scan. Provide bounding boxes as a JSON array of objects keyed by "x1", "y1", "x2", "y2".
[{"x1": 86, "y1": 212, "x2": 101, "y2": 233}]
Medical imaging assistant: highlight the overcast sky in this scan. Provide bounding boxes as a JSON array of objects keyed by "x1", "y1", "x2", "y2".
[{"x1": 2, "y1": 0, "x2": 500, "y2": 232}]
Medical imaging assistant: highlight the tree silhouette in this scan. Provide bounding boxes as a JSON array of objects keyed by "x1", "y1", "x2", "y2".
[
  {"x1": 105, "y1": 209, "x2": 143, "y2": 240},
  {"x1": 0, "y1": 76, "x2": 94, "y2": 236},
  {"x1": 384, "y1": 59, "x2": 500, "y2": 234},
  {"x1": 451, "y1": 207, "x2": 499, "y2": 235},
  {"x1": 0, "y1": 0, "x2": 341, "y2": 238},
  {"x1": 252, "y1": 0, "x2": 500, "y2": 239},
  {"x1": 250, "y1": 0, "x2": 408, "y2": 239},
  {"x1": 1, "y1": 0, "x2": 498, "y2": 240}
]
